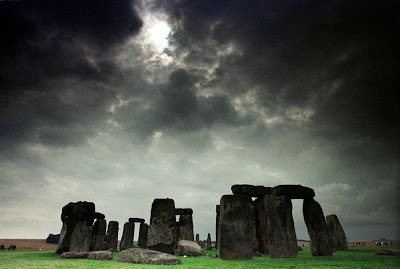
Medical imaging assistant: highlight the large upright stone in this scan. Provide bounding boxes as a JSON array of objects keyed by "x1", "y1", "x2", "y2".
[
  {"x1": 326, "y1": 214, "x2": 348, "y2": 251},
  {"x1": 120, "y1": 222, "x2": 135, "y2": 251},
  {"x1": 56, "y1": 201, "x2": 96, "y2": 254},
  {"x1": 206, "y1": 233, "x2": 212, "y2": 250},
  {"x1": 105, "y1": 221, "x2": 119, "y2": 251},
  {"x1": 138, "y1": 222, "x2": 149, "y2": 248},
  {"x1": 272, "y1": 185, "x2": 315, "y2": 199},
  {"x1": 92, "y1": 219, "x2": 107, "y2": 251},
  {"x1": 216, "y1": 205, "x2": 220, "y2": 249},
  {"x1": 177, "y1": 214, "x2": 194, "y2": 241},
  {"x1": 69, "y1": 221, "x2": 93, "y2": 252},
  {"x1": 218, "y1": 195, "x2": 254, "y2": 260},
  {"x1": 231, "y1": 184, "x2": 272, "y2": 197},
  {"x1": 147, "y1": 198, "x2": 177, "y2": 254},
  {"x1": 254, "y1": 197, "x2": 269, "y2": 254},
  {"x1": 264, "y1": 195, "x2": 297, "y2": 258},
  {"x1": 303, "y1": 198, "x2": 333, "y2": 256}
]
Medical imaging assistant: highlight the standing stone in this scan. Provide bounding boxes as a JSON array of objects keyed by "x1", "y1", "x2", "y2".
[
  {"x1": 120, "y1": 222, "x2": 135, "y2": 251},
  {"x1": 69, "y1": 221, "x2": 93, "y2": 252},
  {"x1": 218, "y1": 195, "x2": 254, "y2": 260},
  {"x1": 147, "y1": 198, "x2": 177, "y2": 254},
  {"x1": 326, "y1": 214, "x2": 348, "y2": 251},
  {"x1": 303, "y1": 198, "x2": 333, "y2": 256},
  {"x1": 216, "y1": 205, "x2": 220, "y2": 249},
  {"x1": 138, "y1": 222, "x2": 149, "y2": 248},
  {"x1": 206, "y1": 233, "x2": 212, "y2": 250},
  {"x1": 105, "y1": 221, "x2": 119, "y2": 251},
  {"x1": 264, "y1": 195, "x2": 297, "y2": 258},
  {"x1": 254, "y1": 197, "x2": 269, "y2": 254},
  {"x1": 195, "y1": 234, "x2": 200, "y2": 244},
  {"x1": 178, "y1": 214, "x2": 194, "y2": 241},
  {"x1": 56, "y1": 201, "x2": 96, "y2": 254},
  {"x1": 92, "y1": 219, "x2": 107, "y2": 251}
]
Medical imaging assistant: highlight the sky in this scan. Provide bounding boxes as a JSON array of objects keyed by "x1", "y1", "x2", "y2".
[{"x1": 0, "y1": 0, "x2": 399, "y2": 242}]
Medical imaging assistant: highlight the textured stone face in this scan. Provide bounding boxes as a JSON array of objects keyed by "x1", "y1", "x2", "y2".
[
  {"x1": 216, "y1": 205, "x2": 220, "y2": 249},
  {"x1": 120, "y1": 222, "x2": 135, "y2": 251},
  {"x1": 176, "y1": 240, "x2": 203, "y2": 256},
  {"x1": 56, "y1": 201, "x2": 96, "y2": 254},
  {"x1": 147, "y1": 198, "x2": 177, "y2": 254},
  {"x1": 303, "y1": 198, "x2": 333, "y2": 256},
  {"x1": 254, "y1": 197, "x2": 269, "y2": 254},
  {"x1": 218, "y1": 195, "x2": 255, "y2": 260},
  {"x1": 69, "y1": 221, "x2": 93, "y2": 252},
  {"x1": 92, "y1": 219, "x2": 107, "y2": 251},
  {"x1": 177, "y1": 214, "x2": 194, "y2": 241},
  {"x1": 105, "y1": 221, "x2": 119, "y2": 251},
  {"x1": 175, "y1": 208, "x2": 193, "y2": 215},
  {"x1": 138, "y1": 222, "x2": 149, "y2": 248},
  {"x1": 117, "y1": 248, "x2": 182, "y2": 265},
  {"x1": 272, "y1": 185, "x2": 315, "y2": 199},
  {"x1": 264, "y1": 195, "x2": 298, "y2": 258},
  {"x1": 231, "y1": 184, "x2": 272, "y2": 197},
  {"x1": 326, "y1": 214, "x2": 348, "y2": 251}
]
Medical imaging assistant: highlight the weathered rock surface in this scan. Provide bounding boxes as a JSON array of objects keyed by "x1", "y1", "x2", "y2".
[
  {"x1": 231, "y1": 184, "x2": 272, "y2": 197},
  {"x1": 264, "y1": 195, "x2": 298, "y2": 258},
  {"x1": 59, "y1": 251, "x2": 89, "y2": 259},
  {"x1": 105, "y1": 221, "x2": 119, "y2": 251},
  {"x1": 206, "y1": 233, "x2": 212, "y2": 250},
  {"x1": 175, "y1": 208, "x2": 193, "y2": 215},
  {"x1": 216, "y1": 205, "x2": 220, "y2": 249},
  {"x1": 303, "y1": 198, "x2": 333, "y2": 256},
  {"x1": 177, "y1": 214, "x2": 194, "y2": 241},
  {"x1": 218, "y1": 195, "x2": 254, "y2": 260},
  {"x1": 92, "y1": 219, "x2": 107, "y2": 251},
  {"x1": 375, "y1": 249, "x2": 400, "y2": 256},
  {"x1": 138, "y1": 222, "x2": 149, "y2": 248},
  {"x1": 326, "y1": 214, "x2": 348, "y2": 251},
  {"x1": 272, "y1": 185, "x2": 315, "y2": 199},
  {"x1": 56, "y1": 201, "x2": 96, "y2": 254},
  {"x1": 94, "y1": 212, "x2": 105, "y2": 219},
  {"x1": 129, "y1": 218, "x2": 145, "y2": 223},
  {"x1": 69, "y1": 221, "x2": 93, "y2": 252},
  {"x1": 120, "y1": 222, "x2": 134, "y2": 251},
  {"x1": 147, "y1": 198, "x2": 177, "y2": 254},
  {"x1": 116, "y1": 248, "x2": 182, "y2": 265},
  {"x1": 87, "y1": 250, "x2": 113, "y2": 260},
  {"x1": 254, "y1": 197, "x2": 269, "y2": 254},
  {"x1": 176, "y1": 240, "x2": 203, "y2": 256}
]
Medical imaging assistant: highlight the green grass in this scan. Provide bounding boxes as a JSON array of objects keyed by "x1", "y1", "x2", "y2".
[{"x1": 0, "y1": 247, "x2": 399, "y2": 268}]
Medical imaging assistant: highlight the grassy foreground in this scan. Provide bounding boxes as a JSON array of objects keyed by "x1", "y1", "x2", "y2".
[{"x1": 0, "y1": 247, "x2": 399, "y2": 268}]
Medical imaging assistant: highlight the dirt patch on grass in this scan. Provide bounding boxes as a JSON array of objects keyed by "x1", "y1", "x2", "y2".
[{"x1": 0, "y1": 239, "x2": 57, "y2": 250}]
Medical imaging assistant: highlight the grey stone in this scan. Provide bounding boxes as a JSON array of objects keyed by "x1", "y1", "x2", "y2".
[
  {"x1": 216, "y1": 205, "x2": 220, "y2": 249},
  {"x1": 138, "y1": 222, "x2": 149, "y2": 248},
  {"x1": 176, "y1": 240, "x2": 203, "y2": 256},
  {"x1": 105, "y1": 221, "x2": 119, "y2": 251},
  {"x1": 177, "y1": 214, "x2": 194, "y2": 241},
  {"x1": 59, "y1": 251, "x2": 89, "y2": 259},
  {"x1": 129, "y1": 218, "x2": 145, "y2": 223},
  {"x1": 375, "y1": 249, "x2": 400, "y2": 256},
  {"x1": 69, "y1": 221, "x2": 93, "y2": 252},
  {"x1": 195, "y1": 234, "x2": 199, "y2": 244},
  {"x1": 87, "y1": 250, "x2": 113, "y2": 260},
  {"x1": 116, "y1": 248, "x2": 182, "y2": 265},
  {"x1": 231, "y1": 184, "x2": 272, "y2": 197},
  {"x1": 326, "y1": 214, "x2": 348, "y2": 251},
  {"x1": 94, "y1": 212, "x2": 105, "y2": 219},
  {"x1": 206, "y1": 233, "x2": 212, "y2": 250},
  {"x1": 92, "y1": 219, "x2": 107, "y2": 251},
  {"x1": 120, "y1": 222, "x2": 134, "y2": 251},
  {"x1": 218, "y1": 195, "x2": 254, "y2": 260},
  {"x1": 147, "y1": 198, "x2": 177, "y2": 254},
  {"x1": 264, "y1": 195, "x2": 298, "y2": 258},
  {"x1": 254, "y1": 197, "x2": 269, "y2": 254},
  {"x1": 303, "y1": 198, "x2": 333, "y2": 256},
  {"x1": 175, "y1": 208, "x2": 193, "y2": 215},
  {"x1": 272, "y1": 185, "x2": 315, "y2": 199}
]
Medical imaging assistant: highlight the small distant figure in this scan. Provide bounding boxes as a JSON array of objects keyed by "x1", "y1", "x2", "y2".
[
  {"x1": 302, "y1": 244, "x2": 304, "y2": 247},
  {"x1": 11, "y1": 245, "x2": 16, "y2": 250},
  {"x1": 376, "y1": 241, "x2": 379, "y2": 246},
  {"x1": 0, "y1": 244, "x2": 4, "y2": 250},
  {"x1": 357, "y1": 242, "x2": 361, "y2": 246}
]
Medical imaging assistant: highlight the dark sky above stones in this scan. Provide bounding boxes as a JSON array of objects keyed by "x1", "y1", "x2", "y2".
[{"x1": 0, "y1": 0, "x2": 399, "y2": 241}]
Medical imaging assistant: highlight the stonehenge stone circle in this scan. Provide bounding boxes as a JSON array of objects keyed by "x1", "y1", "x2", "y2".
[
  {"x1": 264, "y1": 195, "x2": 298, "y2": 258},
  {"x1": 303, "y1": 198, "x2": 333, "y2": 256},
  {"x1": 147, "y1": 198, "x2": 177, "y2": 254},
  {"x1": 218, "y1": 195, "x2": 255, "y2": 260},
  {"x1": 105, "y1": 221, "x2": 119, "y2": 251},
  {"x1": 326, "y1": 214, "x2": 348, "y2": 251},
  {"x1": 120, "y1": 222, "x2": 135, "y2": 251}
]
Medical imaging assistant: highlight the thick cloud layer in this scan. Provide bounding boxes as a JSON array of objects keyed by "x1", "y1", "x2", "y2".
[{"x1": 0, "y1": 0, "x2": 398, "y2": 241}]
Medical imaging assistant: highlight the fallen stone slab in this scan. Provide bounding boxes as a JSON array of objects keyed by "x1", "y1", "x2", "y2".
[
  {"x1": 375, "y1": 249, "x2": 400, "y2": 256},
  {"x1": 87, "y1": 250, "x2": 113, "y2": 260},
  {"x1": 116, "y1": 248, "x2": 182, "y2": 265},
  {"x1": 176, "y1": 240, "x2": 203, "y2": 257},
  {"x1": 59, "y1": 251, "x2": 89, "y2": 259},
  {"x1": 272, "y1": 185, "x2": 315, "y2": 199}
]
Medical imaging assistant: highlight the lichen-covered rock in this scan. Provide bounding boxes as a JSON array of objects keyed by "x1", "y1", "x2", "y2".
[
  {"x1": 116, "y1": 248, "x2": 182, "y2": 265},
  {"x1": 87, "y1": 250, "x2": 113, "y2": 260},
  {"x1": 176, "y1": 240, "x2": 203, "y2": 256},
  {"x1": 326, "y1": 214, "x2": 348, "y2": 251}
]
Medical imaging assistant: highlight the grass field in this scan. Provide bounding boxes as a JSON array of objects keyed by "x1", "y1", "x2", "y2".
[{"x1": 0, "y1": 247, "x2": 399, "y2": 268}]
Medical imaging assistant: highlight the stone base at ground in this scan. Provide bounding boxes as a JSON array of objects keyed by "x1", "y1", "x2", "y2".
[
  {"x1": 87, "y1": 250, "x2": 113, "y2": 260},
  {"x1": 59, "y1": 252, "x2": 90, "y2": 259},
  {"x1": 116, "y1": 248, "x2": 182, "y2": 265},
  {"x1": 176, "y1": 240, "x2": 203, "y2": 256}
]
